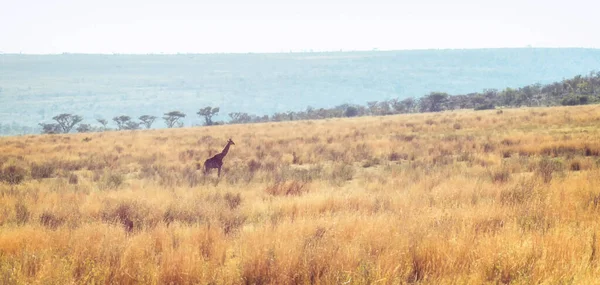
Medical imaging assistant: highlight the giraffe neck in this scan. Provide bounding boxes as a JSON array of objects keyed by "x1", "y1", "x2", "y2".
[{"x1": 220, "y1": 142, "x2": 232, "y2": 157}]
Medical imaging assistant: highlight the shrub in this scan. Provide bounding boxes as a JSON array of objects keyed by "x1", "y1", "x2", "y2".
[
  {"x1": 1, "y1": 165, "x2": 27, "y2": 185},
  {"x1": 40, "y1": 211, "x2": 65, "y2": 229},
  {"x1": 30, "y1": 162, "x2": 55, "y2": 179}
]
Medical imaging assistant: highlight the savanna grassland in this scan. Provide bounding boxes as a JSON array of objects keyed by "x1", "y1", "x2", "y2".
[{"x1": 2, "y1": 105, "x2": 600, "y2": 284}]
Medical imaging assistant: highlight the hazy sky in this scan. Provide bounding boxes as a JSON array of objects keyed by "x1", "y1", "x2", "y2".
[{"x1": 1, "y1": 0, "x2": 598, "y2": 54}]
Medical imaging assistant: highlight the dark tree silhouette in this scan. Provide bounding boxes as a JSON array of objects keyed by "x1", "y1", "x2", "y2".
[
  {"x1": 163, "y1": 111, "x2": 186, "y2": 128},
  {"x1": 197, "y1": 107, "x2": 219, "y2": 126},
  {"x1": 139, "y1": 115, "x2": 157, "y2": 129},
  {"x1": 97, "y1": 118, "x2": 108, "y2": 129},
  {"x1": 52, "y1": 114, "x2": 83, "y2": 133},
  {"x1": 113, "y1": 115, "x2": 132, "y2": 130}
]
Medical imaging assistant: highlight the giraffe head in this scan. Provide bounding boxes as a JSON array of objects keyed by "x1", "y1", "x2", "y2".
[{"x1": 228, "y1": 138, "x2": 235, "y2": 145}]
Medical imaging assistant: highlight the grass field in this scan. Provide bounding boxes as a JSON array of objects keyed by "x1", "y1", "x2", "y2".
[{"x1": 2, "y1": 105, "x2": 600, "y2": 284}]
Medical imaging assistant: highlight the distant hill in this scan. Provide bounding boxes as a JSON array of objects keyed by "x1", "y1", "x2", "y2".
[{"x1": 1, "y1": 48, "x2": 600, "y2": 135}]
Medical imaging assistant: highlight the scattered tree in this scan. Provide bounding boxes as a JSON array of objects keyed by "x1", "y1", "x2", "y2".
[
  {"x1": 113, "y1": 116, "x2": 132, "y2": 130},
  {"x1": 163, "y1": 111, "x2": 186, "y2": 128},
  {"x1": 197, "y1": 107, "x2": 219, "y2": 126},
  {"x1": 97, "y1": 118, "x2": 108, "y2": 129},
  {"x1": 52, "y1": 113, "x2": 83, "y2": 133},
  {"x1": 139, "y1": 115, "x2": 157, "y2": 129}
]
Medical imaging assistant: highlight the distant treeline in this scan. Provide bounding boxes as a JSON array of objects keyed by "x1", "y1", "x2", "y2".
[
  {"x1": 241, "y1": 70, "x2": 600, "y2": 123},
  {"x1": 2, "y1": 71, "x2": 600, "y2": 135}
]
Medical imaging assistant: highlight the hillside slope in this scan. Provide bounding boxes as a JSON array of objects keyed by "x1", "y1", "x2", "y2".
[{"x1": 2, "y1": 48, "x2": 600, "y2": 134}]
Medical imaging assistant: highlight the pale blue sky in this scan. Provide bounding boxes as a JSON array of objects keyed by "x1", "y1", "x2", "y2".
[{"x1": 1, "y1": 0, "x2": 598, "y2": 54}]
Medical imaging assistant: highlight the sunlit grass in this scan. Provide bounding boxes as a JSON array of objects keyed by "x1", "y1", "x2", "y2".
[{"x1": 2, "y1": 105, "x2": 600, "y2": 284}]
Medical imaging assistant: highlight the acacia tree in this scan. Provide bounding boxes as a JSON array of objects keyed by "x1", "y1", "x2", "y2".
[
  {"x1": 97, "y1": 118, "x2": 108, "y2": 130},
  {"x1": 52, "y1": 113, "x2": 83, "y2": 133},
  {"x1": 197, "y1": 107, "x2": 219, "y2": 126},
  {"x1": 163, "y1": 111, "x2": 186, "y2": 128},
  {"x1": 139, "y1": 115, "x2": 157, "y2": 129},
  {"x1": 113, "y1": 115, "x2": 134, "y2": 130}
]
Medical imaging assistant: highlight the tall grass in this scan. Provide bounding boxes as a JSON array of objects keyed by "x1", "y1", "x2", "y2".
[{"x1": 1, "y1": 105, "x2": 600, "y2": 284}]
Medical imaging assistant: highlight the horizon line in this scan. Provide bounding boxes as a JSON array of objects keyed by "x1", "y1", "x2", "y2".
[{"x1": 1, "y1": 46, "x2": 598, "y2": 56}]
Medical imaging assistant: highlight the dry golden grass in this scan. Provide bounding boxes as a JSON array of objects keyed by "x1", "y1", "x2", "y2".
[{"x1": 2, "y1": 105, "x2": 600, "y2": 284}]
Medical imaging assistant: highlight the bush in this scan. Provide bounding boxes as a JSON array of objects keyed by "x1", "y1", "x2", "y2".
[
  {"x1": 30, "y1": 162, "x2": 55, "y2": 179},
  {"x1": 40, "y1": 211, "x2": 65, "y2": 229},
  {"x1": 1, "y1": 165, "x2": 27, "y2": 185}
]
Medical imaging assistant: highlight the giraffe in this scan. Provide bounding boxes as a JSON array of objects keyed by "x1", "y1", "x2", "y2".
[{"x1": 203, "y1": 138, "x2": 235, "y2": 177}]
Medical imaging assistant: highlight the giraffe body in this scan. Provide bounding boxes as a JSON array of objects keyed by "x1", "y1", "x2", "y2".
[{"x1": 204, "y1": 139, "x2": 235, "y2": 177}]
